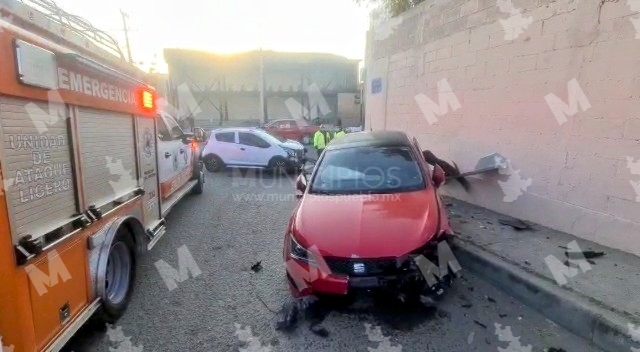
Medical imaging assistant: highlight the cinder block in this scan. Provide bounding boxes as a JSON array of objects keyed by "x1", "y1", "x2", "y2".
[
  {"x1": 444, "y1": 6, "x2": 461, "y2": 23},
  {"x1": 467, "y1": 8, "x2": 488, "y2": 28},
  {"x1": 469, "y1": 30, "x2": 490, "y2": 50},
  {"x1": 624, "y1": 118, "x2": 640, "y2": 141},
  {"x1": 437, "y1": 46, "x2": 453, "y2": 59},
  {"x1": 466, "y1": 62, "x2": 486, "y2": 78},
  {"x1": 514, "y1": 34, "x2": 555, "y2": 56},
  {"x1": 510, "y1": 54, "x2": 537, "y2": 72},
  {"x1": 452, "y1": 42, "x2": 469, "y2": 56},
  {"x1": 537, "y1": 49, "x2": 582, "y2": 70},
  {"x1": 489, "y1": 32, "x2": 512, "y2": 48},
  {"x1": 461, "y1": 0, "x2": 480, "y2": 16},
  {"x1": 424, "y1": 50, "x2": 437, "y2": 63},
  {"x1": 542, "y1": 12, "x2": 575, "y2": 35},
  {"x1": 606, "y1": 196, "x2": 640, "y2": 221},
  {"x1": 430, "y1": 58, "x2": 460, "y2": 72}
]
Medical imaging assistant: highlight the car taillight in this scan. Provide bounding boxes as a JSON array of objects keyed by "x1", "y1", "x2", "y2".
[{"x1": 191, "y1": 141, "x2": 198, "y2": 151}]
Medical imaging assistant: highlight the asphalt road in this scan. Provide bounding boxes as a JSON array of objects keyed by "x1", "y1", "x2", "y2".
[{"x1": 64, "y1": 166, "x2": 602, "y2": 352}]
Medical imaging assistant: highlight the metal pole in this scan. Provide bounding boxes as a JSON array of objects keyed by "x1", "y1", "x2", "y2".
[
  {"x1": 259, "y1": 48, "x2": 266, "y2": 124},
  {"x1": 120, "y1": 10, "x2": 133, "y2": 63}
]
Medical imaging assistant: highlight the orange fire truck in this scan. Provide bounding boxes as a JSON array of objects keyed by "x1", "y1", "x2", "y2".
[{"x1": 0, "y1": 1, "x2": 205, "y2": 351}]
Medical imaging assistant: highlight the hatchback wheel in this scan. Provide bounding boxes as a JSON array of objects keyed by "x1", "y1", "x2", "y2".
[
  {"x1": 269, "y1": 157, "x2": 288, "y2": 174},
  {"x1": 204, "y1": 154, "x2": 223, "y2": 172}
]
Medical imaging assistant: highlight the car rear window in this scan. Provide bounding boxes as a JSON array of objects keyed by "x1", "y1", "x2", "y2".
[
  {"x1": 215, "y1": 132, "x2": 235, "y2": 143},
  {"x1": 309, "y1": 146, "x2": 426, "y2": 195}
]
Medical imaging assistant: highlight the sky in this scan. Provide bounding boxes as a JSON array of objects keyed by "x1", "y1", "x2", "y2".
[{"x1": 54, "y1": 0, "x2": 371, "y2": 73}]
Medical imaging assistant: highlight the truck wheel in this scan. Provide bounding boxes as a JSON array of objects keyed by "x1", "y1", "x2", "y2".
[
  {"x1": 99, "y1": 229, "x2": 136, "y2": 323},
  {"x1": 204, "y1": 154, "x2": 224, "y2": 172},
  {"x1": 192, "y1": 164, "x2": 205, "y2": 194}
]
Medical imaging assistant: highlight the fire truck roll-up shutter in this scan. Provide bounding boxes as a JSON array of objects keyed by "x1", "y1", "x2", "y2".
[
  {"x1": 0, "y1": 96, "x2": 77, "y2": 243},
  {"x1": 77, "y1": 107, "x2": 137, "y2": 208}
]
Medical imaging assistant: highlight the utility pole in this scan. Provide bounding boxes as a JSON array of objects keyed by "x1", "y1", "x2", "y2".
[
  {"x1": 259, "y1": 48, "x2": 266, "y2": 124},
  {"x1": 120, "y1": 9, "x2": 133, "y2": 63}
]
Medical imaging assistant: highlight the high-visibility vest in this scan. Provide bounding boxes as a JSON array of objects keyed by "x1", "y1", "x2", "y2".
[
  {"x1": 334, "y1": 130, "x2": 346, "y2": 138},
  {"x1": 313, "y1": 130, "x2": 326, "y2": 149}
]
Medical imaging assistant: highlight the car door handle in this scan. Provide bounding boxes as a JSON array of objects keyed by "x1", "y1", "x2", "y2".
[
  {"x1": 179, "y1": 149, "x2": 185, "y2": 154},
  {"x1": 164, "y1": 152, "x2": 171, "y2": 158},
  {"x1": 240, "y1": 147, "x2": 246, "y2": 151}
]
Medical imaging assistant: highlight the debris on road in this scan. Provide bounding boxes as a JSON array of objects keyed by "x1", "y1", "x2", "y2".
[
  {"x1": 499, "y1": 314, "x2": 508, "y2": 318},
  {"x1": 486, "y1": 296, "x2": 496, "y2": 303},
  {"x1": 309, "y1": 324, "x2": 329, "y2": 338},
  {"x1": 250, "y1": 261, "x2": 263, "y2": 273},
  {"x1": 275, "y1": 300, "x2": 298, "y2": 332},
  {"x1": 544, "y1": 348, "x2": 567, "y2": 352},
  {"x1": 473, "y1": 320, "x2": 487, "y2": 329},
  {"x1": 565, "y1": 250, "x2": 605, "y2": 260},
  {"x1": 461, "y1": 303, "x2": 473, "y2": 309},
  {"x1": 498, "y1": 218, "x2": 532, "y2": 231}
]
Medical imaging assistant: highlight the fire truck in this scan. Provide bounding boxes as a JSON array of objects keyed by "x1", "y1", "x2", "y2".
[{"x1": 0, "y1": 1, "x2": 205, "y2": 351}]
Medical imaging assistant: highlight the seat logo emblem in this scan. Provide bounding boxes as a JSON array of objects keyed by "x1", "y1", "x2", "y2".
[{"x1": 353, "y1": 263, "x2": 365, "y2": 274}]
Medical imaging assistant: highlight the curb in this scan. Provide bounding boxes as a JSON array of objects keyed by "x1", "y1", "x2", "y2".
[{"x1": 451, "y1": 238, "x2": 638, "y2": 352}]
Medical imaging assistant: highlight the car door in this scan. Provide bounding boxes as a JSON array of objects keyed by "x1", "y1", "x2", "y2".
[
  {"x1": 237, "y1": 131, "x2": 273, "y2": 167},
  {"x1": 157, "y1": 113, "x2": 191, "y2": 199},
  {"x1": 212, "y1": 131, "x2": 241, "y2": 165},
  {"x1": 280, "y1": 120, "x2": 301, "y2": 141}
]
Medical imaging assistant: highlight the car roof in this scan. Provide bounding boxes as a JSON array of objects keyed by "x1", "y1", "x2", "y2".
[
  {"x1": 210, "y1": 127, "x2": 260, "y2": 133},
  {"x1": 326, "y1": 130, "x2": 414, "y2": 150}
]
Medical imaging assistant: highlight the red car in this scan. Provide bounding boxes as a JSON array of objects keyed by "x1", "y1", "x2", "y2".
[
  {"x1": 284, "y1": 131, "x2": 453, "y2": 298},
  {"x1": 262, "y1": 119, "x2": 320, "y2": 144}
]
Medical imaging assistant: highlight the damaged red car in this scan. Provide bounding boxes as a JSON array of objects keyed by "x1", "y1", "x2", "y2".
[{"x1": 284, "y1": 130, "x2": 456, "y2": 299}]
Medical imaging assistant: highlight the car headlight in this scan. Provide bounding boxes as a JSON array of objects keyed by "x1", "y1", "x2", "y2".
[
  {"x1": 290, "y1": 234, "x2": 315, "y2": 264},
  {"x1": 282, "y1": 147, "x2": 296, "y2": 158}
]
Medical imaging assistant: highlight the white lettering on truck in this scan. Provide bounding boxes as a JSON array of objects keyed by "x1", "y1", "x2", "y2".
[{"x1": 57, "y1": 68, "x2": 136, "y2": 105}]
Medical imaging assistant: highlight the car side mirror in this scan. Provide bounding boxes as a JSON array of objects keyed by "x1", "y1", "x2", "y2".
[
  {"x1": 181, "y1": 133, "x2": 195, "y2": 145},
  {"x1": 295, "y1": 174, "x2": 307, "y2": 198},
  {"x1": 194, "y1": 128, "x2": 206, "y2": 142},
  {"x1": 432, "y1": 164, "x2": 445, "y2": 188}
]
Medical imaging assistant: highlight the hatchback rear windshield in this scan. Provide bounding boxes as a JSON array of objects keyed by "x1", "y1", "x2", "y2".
[{"x1": 309, "y1": 146, "x2": 426, "y2": 195}]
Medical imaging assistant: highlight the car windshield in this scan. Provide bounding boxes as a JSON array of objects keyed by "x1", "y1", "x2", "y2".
[
  {"x1": 309, "y1": 146, "x2": 426, "y2": 195},
  {"x1": 256, "y1": 129, "x2": 287, "y2": 143}
]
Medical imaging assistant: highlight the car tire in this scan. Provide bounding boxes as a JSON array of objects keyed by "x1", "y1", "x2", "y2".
[
  {"x1": 268, "y1": 156, "x2": 288, "y2": 174},
  {"x1": 98, "y1": 228, "x2": 136, "y2": 323},
  {"x1": 204, "y1": 154, "x2": 224, "y2": 173}
]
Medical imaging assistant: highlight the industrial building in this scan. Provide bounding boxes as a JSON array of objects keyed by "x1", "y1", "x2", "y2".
[{"x1": 163, "y1": 49, "x2": 362, "y2": 130}]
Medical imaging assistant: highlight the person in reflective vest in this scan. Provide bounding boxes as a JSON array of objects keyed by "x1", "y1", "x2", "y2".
[{"x1": 313, "y1": 125, "x2": 327, "y2": 156}]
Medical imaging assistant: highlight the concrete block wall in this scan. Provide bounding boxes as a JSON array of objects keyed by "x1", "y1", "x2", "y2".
[{"x1": 365, "y1": 0, "x2": 640, "y2": 255}]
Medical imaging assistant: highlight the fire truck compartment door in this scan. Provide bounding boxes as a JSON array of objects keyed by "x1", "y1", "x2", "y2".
[
  {"x1": 135, "y1": 116, "x2": 161, "y2": 229},
  {"x1": 0, "y1": 95, "x2": 77, "y2": 243},
  {"x1": 77, "y1": 107, "x2": 137, "y2": 208}
]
